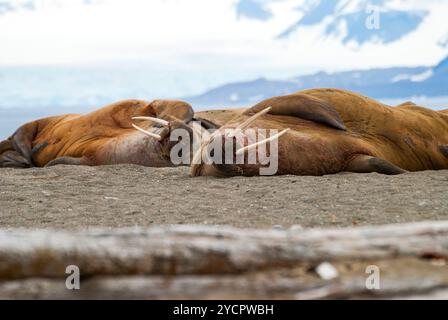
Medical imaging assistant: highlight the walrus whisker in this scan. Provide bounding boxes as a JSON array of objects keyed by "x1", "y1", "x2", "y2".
[
  {"x1": 132, "y1": 116, "x2": 170, "y2": 127},
  {"x1": 229, "y1": 107, "x2": 272, "y2": 138},
  {"x1": 132, "y1": 124, "x2": 162, "y2": 140},
  {"x1": 235, "y1": 128, "x2": 290, "y2": 156}
]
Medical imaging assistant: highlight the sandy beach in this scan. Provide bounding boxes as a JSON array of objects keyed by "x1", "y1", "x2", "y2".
[{"x1": 0, "y1": 165, "x2": 447, "y2": 230}]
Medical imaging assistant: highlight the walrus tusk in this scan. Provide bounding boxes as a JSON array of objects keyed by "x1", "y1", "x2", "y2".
[
  {"x1": 191, "y1": 122, "x2": 208, "y2": 144},
  {"x1": 228, "y1": 107, "x2": 272, "y2": 138},
  {"x1": 132, "y1": 116, "x2": 170, "y2": 127},
  {"x1": 132, "y1": 124, "x2": 162, "y2": 140},
  {"x1": 235, "y1": 128, "x2": 290, "y2": 156}
]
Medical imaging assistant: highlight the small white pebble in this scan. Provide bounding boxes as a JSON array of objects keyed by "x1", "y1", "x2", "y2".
[
  {"x1": 272, "y1": 225, "x2": 284, "y2": 230},
  {"x1": 104, "y1": 196, "x2": 119, "y2": 201},
  {"x1": 289, "y1": 224, "x2": 304, "y2": 232},
  {"x1": 316, "y1": 262, "x2": 339, "y2": 280}
]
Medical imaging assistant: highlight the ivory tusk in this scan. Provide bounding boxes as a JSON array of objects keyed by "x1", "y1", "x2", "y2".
[
  {"x1": 228, "y1": 107, "x2": 272, "y2": 138},
  {"x1": 191, "y1": 122, "x2": 210, "y2": 144},
  {"x1": 132, "y1": 116, "x2": 170, "y2": 127},
  {"x1": 235, "y1": 128, "x2": 290, "y2": 156},
  {"x1": 132, "y1": 124, "x2": 162, "y2": 140}
]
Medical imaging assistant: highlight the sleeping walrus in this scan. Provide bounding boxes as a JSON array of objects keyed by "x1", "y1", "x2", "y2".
[
  {"x1": 0, "y1": 99, "x2": 207, "y2": 168},
  {"x1": 190, "y1": 89, "x2": 448, "y2": 177}
]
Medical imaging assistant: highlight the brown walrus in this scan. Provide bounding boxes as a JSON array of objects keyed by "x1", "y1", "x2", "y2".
[
  {"x1": 0, "y1": 99, "x2": 204, "y2": 168},
  {"x1": 190, "y1": 89, "x2": 448, "y2": 177}
]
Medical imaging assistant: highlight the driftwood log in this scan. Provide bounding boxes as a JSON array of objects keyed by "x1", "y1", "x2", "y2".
[{"x1": 0, "y1": 221, "x2": 447, "y2": 299}]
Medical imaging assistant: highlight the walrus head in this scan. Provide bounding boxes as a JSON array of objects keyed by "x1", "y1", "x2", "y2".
[
  {"x1": 131, "y1": 99, "x2": 213, "y2": 165},
  {"x1": 190, "y1": 93, "x2": 348, "y2": 177},
  {"x1": 1, "y1": 99, "x2": 211, "y2": 168}
]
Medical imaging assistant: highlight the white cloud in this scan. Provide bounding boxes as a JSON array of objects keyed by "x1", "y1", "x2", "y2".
[{"x1": 0, "y1": 0, "x2": 447, "y2": 80}]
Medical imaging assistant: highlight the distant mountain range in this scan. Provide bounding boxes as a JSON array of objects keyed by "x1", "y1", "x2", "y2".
[{"x1": 185, "y1": 55, "x2": 448, "y2": 108}]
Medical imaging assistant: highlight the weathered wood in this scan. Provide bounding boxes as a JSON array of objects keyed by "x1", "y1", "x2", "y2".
[
  {"x1": 0, "y1": 221, "x2": 447, "y2": 299},
  {"x1": 1, "y1": 257, "x2": 447, "y2": 299}
]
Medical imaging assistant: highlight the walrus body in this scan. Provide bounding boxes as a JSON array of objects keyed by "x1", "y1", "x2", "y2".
[
  {"x1": 190, "y1": 89, "x2": 448, "y2": 177},
  {"x1": 0, "y1": 99, "x2": 197, "y2": 168}
]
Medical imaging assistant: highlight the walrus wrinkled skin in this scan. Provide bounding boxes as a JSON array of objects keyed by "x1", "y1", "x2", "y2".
[
  {"x1": 0, "y1": 99, "x2": 199, "y2": 168},
  {"x1": 190, "y1": 89, "x2": 448, "y2": 177},
  {"x1": 194, "y1": 108, "x2": 246, "y2": 129}
]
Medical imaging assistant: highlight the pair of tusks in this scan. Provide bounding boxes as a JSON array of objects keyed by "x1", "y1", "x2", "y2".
[
  {"x1": 227, "y1": 106, "x2": 290, "y2": 156},
  {"x1": 131, "y1": 116, "x2": 170, "y2": 141},
  {"x1": 194, "y1": 106, "x2": 290, "y2": 160}
]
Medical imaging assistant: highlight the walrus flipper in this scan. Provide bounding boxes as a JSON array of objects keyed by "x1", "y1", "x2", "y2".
[
  {"x1": 246, "y1": 94, "x2": 346, "y2": 131},
  {"x1": 0, "y1": 150, "x2": 30, "y2": 168},
  {"x1": 0, "y1": 135, "x2": 33, "y2": 168},
  {"x1": 10, "y1": 121, "x2": 39, "y2": 166},
  {"x1": 31, "y1": 141, "x2": 49, "y2": 155},
  {"x1": 0, "y1": 139, "x2": 13, "y2": 154},
  {"x1": 45, "y1": 156, "x2": 89, "y2": 167},
  {"x1": 346, "y1": 155, "x2": 406, "y2": 175}
]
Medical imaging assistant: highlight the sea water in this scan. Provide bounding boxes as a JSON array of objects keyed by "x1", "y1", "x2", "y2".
[{"x1": 0, "y1": 64, "x2": 232, "y2": 139}]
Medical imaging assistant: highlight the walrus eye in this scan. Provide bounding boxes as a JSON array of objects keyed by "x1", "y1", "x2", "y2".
[{"x1": 236, "y1": 128, "x2": 290, "y2": 156}]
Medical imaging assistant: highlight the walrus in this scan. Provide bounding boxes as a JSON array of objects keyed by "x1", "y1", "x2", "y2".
[
  {"x1": 190, "y1": 89, "x2": 448, "y2": 177},
  {"x1": 0, "y1": 99, "x2": 207, "y2": 168}
]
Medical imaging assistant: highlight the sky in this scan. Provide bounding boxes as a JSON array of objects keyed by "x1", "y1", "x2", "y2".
[
  {"x1": 0, "y1": 0, "x2": 447, "y2": 139},
  {"x1": 0, "y1": 0, "x2": 447, "y2": 79}
]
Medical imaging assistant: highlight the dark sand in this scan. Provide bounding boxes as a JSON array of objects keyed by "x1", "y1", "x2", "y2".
[{"x1": 0, "y1": 165, "x2": 447, "y2": 230}]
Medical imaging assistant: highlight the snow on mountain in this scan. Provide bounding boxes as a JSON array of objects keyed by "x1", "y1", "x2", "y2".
[
  {"x1": 185, "y1": 55, "x2": 448, "y2": 107},
  {"x1": 275, "y1": 0, "x2": 428, "y2": 44},
  {"x1": 235, "y1": 0, "x2": 431, "y2": 45},
  {"x1": 440, "y1": 34, "x2": 448, "y2": 48},
  {"x1": 0, "y1": 1, "x2": 34, "y2": 15},
  {"x1": 435, "y1": 56, "x2": 448, "y2": 73},
  {"x1": 236, "y1": 0, "x2": 273, "y2": 21},
  {"x1": 0, "y1": 0, "x2": 98, "y2": 15}
]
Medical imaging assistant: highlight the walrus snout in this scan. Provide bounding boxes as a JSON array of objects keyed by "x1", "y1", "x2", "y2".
[{"x1": 190, "y1": 129, "x2": 276, "y2": 177}]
